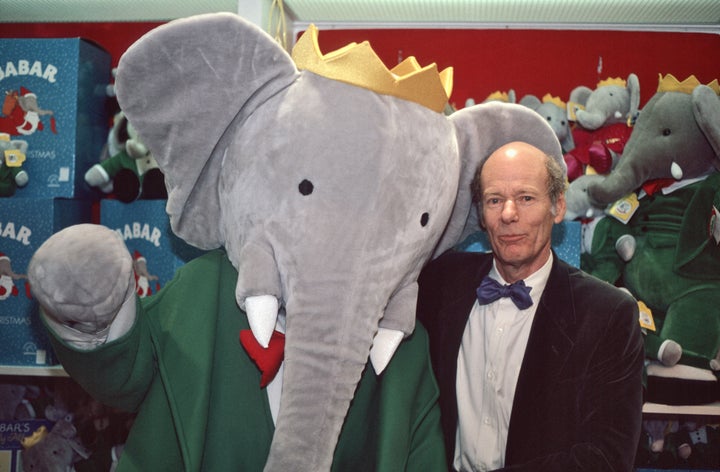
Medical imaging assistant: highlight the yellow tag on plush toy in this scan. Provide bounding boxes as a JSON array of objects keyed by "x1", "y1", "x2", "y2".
[
  {"x1": 567, "y1": 101, "x2": 584, "y2": 121},
  {"x1": 4, "y1": 149, "x2": 25, "y2": 167},
  {"x1": 608, "y1": 193, "x2": 639, "y2": 224},
  {"x1": 637, "y1": 300, "x2": 655, "y2": 332}
]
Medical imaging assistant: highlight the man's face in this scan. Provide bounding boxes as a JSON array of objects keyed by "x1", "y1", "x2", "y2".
[{"x1": 479, "y1": 142, "x2": 566, "y2": 281}]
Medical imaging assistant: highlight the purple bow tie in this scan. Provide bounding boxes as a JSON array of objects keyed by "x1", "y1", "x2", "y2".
[{"x1": 476, "y1": 276, "x2": 533, "y2": 310}]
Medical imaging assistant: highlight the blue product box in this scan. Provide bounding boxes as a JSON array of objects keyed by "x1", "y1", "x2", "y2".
[
  {"x1": 0, "y1": 38, "x2": 111, "y2": 198},
  {"x1": 100, "y1": 199, "x2": 205, "y2": 297},
  {"x1": 0, "y1": 419, "x2": 54, "y2": 472},
  {"x1": 0, "y1": 198, "x2": 92, "y2": 366},
  {"x1": 456, "y1": 220, "x2": 582, "y2": 268}
]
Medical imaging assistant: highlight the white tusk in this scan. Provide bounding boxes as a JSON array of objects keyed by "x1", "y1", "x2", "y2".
[
  {"x1": 369, "y1": 328, "x2": 404, "y2": 375},
  {"x1": 670, "y1": 161, "x2": 683, "y2": 180},
  {"x1": 245, "y1": 295, "x2": 279, "y2": 348}
]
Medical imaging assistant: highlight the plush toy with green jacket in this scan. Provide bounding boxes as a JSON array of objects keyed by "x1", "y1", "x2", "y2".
[{"x1": 566, "y1": 74, "x2": 720, "y2": 403}]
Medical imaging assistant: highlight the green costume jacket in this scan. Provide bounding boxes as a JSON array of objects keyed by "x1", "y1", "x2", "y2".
[{"x1": 47, "y1": 250, "x2": 446, "y2": 471}]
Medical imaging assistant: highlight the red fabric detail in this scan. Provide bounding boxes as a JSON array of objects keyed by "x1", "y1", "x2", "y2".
[
  {"x1": 239, "y1": 329, "x2": 285, "y2": 388},
  {"x1": 50, "y1": 116, "x2": 57, "y2": 134},
  {"x1": 642, "y1": 178, "x2": 676, "y2": 196}
]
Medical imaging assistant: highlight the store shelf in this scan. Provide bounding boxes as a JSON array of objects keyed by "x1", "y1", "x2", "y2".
[
  {"x1": 0, "y1": 365, "x2": 68, "y2": 377},
  {"x1": 643, "y1": 402, "x2": 720, "y2": 417}
]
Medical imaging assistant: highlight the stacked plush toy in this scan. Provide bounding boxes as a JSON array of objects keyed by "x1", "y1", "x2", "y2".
[
  {"x1": 566, "y1": 74, "x2": 720, "y2": 405},
  {"x1": 84, "y1": 111, "x2": 167, "y2": 203},
  {"x1": 563, "y1": 74, "x2": 640, "y2": 182}
]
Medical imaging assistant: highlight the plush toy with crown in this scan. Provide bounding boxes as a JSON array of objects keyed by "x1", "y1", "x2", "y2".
[
  {"x1": 564, "y1": 75, "x2": 640, "y2": 181},
  {"x1": 566, "y1": 74, "x2": 720, "y2": 404},
  {"x1": 520, "y1": 93, "x2": 575, "y2": 153},
  {"x1": 26, "y1": 13, "x2": 561, "y2": 470}
]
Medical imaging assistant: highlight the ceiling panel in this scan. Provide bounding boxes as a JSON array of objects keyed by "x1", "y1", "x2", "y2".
[
  {"x1": 285, "y1": 0, "x2": 720, "y2": 26},
  {"x1": 0, "y1": 0, "x2": 718, "y2": 32}
]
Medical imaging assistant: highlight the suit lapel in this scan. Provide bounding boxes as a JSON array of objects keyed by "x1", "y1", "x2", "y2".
[{"x1": 506, "y1": 257, "x2": 576, "y2": 459}]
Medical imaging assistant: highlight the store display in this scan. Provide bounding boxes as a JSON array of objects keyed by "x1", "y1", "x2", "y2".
[
  {"x1": 0, "y1": 198, "x2": 91, "y2": 366},
  {"x1": 566, "y1": 74, "x2": 720, "y2": 404},
  {"x1": 0, "y1": 38, "x2": 110, "y2": 198}
]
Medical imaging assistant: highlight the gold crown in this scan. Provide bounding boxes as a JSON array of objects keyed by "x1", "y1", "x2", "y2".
[
  {"x1": 542, "y1": 94, "x2": 566, "y2": 109},
  {"x1": 485, "y1": 90, "x2": 511, "y2": 102},
  {"x1": 657, "y1": 73, "x2": 720, "y2": 95},
  {"x1": 21, "y1": 426, "x2": 48, "y2": 449},
  {"x1": 597, "y1": 77, "x2": 626, "y2": 88},
  {"x1": 292, "y1": 25, "x2": 453, "y2": 113}
]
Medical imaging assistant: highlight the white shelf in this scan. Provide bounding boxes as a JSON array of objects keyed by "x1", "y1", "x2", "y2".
[
  {"x1": 643, "y1": 402, "x2": 720, "y2": 417},
  {"x1": 0, "y1": 365, "x2": 68, "y2": 377}
]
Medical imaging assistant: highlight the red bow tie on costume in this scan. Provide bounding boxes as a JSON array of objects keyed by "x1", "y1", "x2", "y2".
[{"x1": 240, "y1": 329, "x2": 285, "y2": 388}]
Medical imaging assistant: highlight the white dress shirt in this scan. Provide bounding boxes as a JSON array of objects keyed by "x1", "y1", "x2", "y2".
[{"x1": 453, "y1": 254, "x2": 553, "y2": 472}]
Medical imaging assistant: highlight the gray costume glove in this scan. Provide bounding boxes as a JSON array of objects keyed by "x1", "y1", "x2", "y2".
[{"x1": 28, "y1": 224, "x2": 136, "y2": 350}]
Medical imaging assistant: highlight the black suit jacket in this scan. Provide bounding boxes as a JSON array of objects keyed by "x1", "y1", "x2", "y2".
[{"x1": 417, "y1": 250, "x2": 644, "y2": 472}]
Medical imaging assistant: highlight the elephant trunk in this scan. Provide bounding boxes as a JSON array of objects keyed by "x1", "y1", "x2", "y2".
[{"x1": 263, "y1": 282, "x2": 383, "y2": 471}]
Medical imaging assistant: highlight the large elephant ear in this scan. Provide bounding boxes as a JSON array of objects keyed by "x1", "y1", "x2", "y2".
[
  {"x1": 434, "y1": 102, "x2": 563, "y2": 257},
  {"x1": 693, "y1": 85, "x2": 720, "y2": 168},
  {"x1": 115, "y1": 13, "x2": 299, "y2": 249}
]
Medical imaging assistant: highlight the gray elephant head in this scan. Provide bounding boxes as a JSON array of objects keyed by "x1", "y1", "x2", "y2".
[
  {"x1": 21, "y1": 420, "x2": 89, "y2": 472},
  {"x1": 520, "y1": 93, "x2": 575, "y2": 153},
  {"x1": 572, "y1": 74, "x2": 720, "y2": 209},
  {"x1": 115, "y1": 13, "x2": 561, "y2": 470},
  {"x1": 570, "y1": 73, "x2": 640, "y2": 130}
]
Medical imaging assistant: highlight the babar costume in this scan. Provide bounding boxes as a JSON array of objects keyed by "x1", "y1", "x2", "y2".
[{"x1": 27, "y1": 13, "x2": 561, "y2": 471}]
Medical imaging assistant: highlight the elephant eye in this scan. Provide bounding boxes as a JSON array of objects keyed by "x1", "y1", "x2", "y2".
[
  {"x1": 662, "y1": 128, "x2": 671, "y2": 136},
  {"x1": 298, "y1": 179, "x2": 314, "y2": 196},
  {"x1": 420, "y1": 212, "x2": 429, "y2": 227}
]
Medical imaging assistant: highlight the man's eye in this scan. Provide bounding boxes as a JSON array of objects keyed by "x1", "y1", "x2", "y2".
[{"x1": 518, "y1": 196, "x2": 536, "y2": 205}]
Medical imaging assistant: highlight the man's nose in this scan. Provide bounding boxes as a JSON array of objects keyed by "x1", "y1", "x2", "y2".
[{"x1": 501, "y1": 199, "x2": 519, "y2": 222}]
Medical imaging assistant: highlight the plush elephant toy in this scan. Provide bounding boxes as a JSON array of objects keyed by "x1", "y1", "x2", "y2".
[
  {"x1": 27, "y1": 13, "x2": 561, "y2": 471},
  {"x1": 84, "y1": 111, "x2": 167, "y2": 202},
  {"x1": 564, "y1": 74, "x2": 640, "y2": 179},
  {"x1": 566, "y1": 74, "x2": 720, "y2": 378},
  {"x1": 520, "y1": 93, "x2": 575, "y2": 154},
  {"x1": 21, "y1": 417, "x2": 90, "y2": 472},
  {"x1": 0, "y1": 132, "x2": 29, "y2": 197}
]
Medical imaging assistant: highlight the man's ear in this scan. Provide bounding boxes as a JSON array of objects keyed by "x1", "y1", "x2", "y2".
[{"x1": 553, "y1": 192, "x2": 567, "y2": 223}]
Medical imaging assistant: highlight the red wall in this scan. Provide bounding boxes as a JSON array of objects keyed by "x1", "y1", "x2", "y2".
[
  {"x1": 2, "y1": 22, "x2": 718, "y2": 109},
  {"x1": 314, "y1": 29, "x2": 720, "y2": 109}
]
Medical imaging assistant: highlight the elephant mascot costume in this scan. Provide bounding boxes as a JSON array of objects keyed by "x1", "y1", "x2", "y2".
[
  {"x1": 567, "y1": 74, "x2": 720, "y2": 403},
  {"x1": 27, "y1": 13, "x2": 561, "y2": 471}
]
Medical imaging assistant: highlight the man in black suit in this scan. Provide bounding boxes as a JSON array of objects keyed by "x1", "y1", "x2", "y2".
[{"x1": 417, "y1": 141, "x2": 643, "y2": 471}]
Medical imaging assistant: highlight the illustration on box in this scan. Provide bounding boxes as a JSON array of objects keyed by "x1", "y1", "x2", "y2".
[
  {"x1": 0, "y1": 40, "x2": 111, "y2": 198},
  {"x1": 0, "y1": 133, "x2": 29, "y2": 197},
  {"x1": 0, "y1": 251, "x2": 30, "y2": 301},
  {"x1": 0, "y1": 86, "x2": 56, "y2": 138}
]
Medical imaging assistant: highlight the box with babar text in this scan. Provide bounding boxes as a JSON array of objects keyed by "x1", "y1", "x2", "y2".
[
  {"x1": 0, "y1": 419, "x2": 54, "y2": 472},
  {"x1": 0, "y1": 38, "x2": 111, "y2": 198},
  {"x1": 100, "y1": 199, "x2": 205, "y2": 298},
  {"x1": 0, "y1": 198, "x2": 92, "y2": 366}
]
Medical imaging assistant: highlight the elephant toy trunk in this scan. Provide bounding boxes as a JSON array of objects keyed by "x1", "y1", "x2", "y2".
[
  {"x1": 588, "y1": 165, "x2": 645, "y2": 206},
  {"x1": 264, "y1": 299, "x2": 382, "y2": 471}
]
